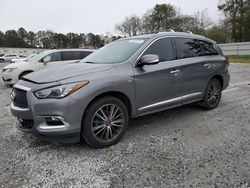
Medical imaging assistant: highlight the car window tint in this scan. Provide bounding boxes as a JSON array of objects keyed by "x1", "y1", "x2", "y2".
[
  {"x1": 175, "y1": 38, "x2": 203, "y2": 59},
  {"x1": 44, "y1": 52, "x2": 61, "y2": 62},
  {"x1": 143, "y1": 38, "x2": 175, "y2": 62},
  {"x1": 80, "y1": 51, "x2": 92, "y2": 59},
  {"x1": 61, "y1": 51, "x2": 82, "y2": 61},
  {"x1": 199, "y1": 40, "x2": 218, "y2": 56}
]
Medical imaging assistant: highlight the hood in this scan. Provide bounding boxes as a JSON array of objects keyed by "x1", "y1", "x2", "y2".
[
  {"x1": 23, "y1": 63, "x2": 112, "y2": 84},
  {"x1": 4, "y1": 61, "x2": 30, "y2": 68},
  {"x1": 12, "y1": 58, "x2": 27, "y2": 62}
]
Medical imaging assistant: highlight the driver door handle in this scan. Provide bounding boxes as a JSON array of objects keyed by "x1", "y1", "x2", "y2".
[
  {"x1": 204, "y1": 63, "x2": 212, "y2": 68},
  {"x1": 170, "y1": 69, "x2": 180, "y2": 74}
]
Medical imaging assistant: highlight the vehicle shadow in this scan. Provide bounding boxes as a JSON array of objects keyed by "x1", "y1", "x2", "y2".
[
  {"x1": 129, "y1": 104, "x2": 203, "y2": 130},
  {"x1": 10, "y1": 104, "x2": 205, "y2": 151}
]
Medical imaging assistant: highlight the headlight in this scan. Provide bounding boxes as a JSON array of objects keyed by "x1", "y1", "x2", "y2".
[
  {"x1": 3, "y1": 68, "x2": 16, "y2": 73},
  {"x1": 34, "y1": 82, "x2": 89, "y2": 99}
]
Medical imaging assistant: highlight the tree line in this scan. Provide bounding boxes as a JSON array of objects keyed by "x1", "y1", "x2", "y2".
[
  {"x1": 0, "y1": 28, "x2": 121, "y2": 49},
  {"x1": 1, "y1": 0, "x2": 249, "y2": 49},
  {"x1": 115, "y1": 0, "x2": 250, "y2": 43}
]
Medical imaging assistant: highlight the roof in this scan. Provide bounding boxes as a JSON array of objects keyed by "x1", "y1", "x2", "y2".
[
  {"x1": 121, "y1": 32, "x2": 216, "y2": 43},
  {"x1": 46, "y1": 49, "x2": 95, "y2": 53}
]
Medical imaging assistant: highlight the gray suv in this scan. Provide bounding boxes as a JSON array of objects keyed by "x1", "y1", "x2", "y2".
[{"x1": 10, "y1": 32, "x2": 230, "y2": 148}]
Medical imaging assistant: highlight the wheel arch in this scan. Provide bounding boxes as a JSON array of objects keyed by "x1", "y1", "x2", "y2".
[
  {"x1": 210, "y1": 74, "x2": 224, "y2": 88},
  {"x1": 84, "y1": 91, "x2": 132, "y2": 118},
  {"x1": 18, "y1": 70, "x2": 33, "y2": 79}
]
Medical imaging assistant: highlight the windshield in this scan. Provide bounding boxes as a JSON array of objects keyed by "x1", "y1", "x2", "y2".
[
  {"x1": 28, "y1": 51, "x2": 49, "y2": 62},
  {"x1": 80, "y1": 38, "x2": 147, "y2": 64}
]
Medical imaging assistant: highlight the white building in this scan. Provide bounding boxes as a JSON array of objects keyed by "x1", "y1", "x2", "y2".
[{"x1": 0, "y1": 47, "x2": 49, "y2": 56}]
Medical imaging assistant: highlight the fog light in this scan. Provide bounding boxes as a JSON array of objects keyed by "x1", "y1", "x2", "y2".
[{"x1": 45, "y1": 116, "x2": 65, "y2": 126}]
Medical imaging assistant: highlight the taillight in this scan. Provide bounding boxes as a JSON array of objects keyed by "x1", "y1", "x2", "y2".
[{"x1": 225, "y1": 56, "x2": 229, "y2": 65}]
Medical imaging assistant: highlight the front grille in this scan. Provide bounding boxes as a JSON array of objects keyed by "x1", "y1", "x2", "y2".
[{"x1": 12, "y1": 88, "x2": 29, "y2": 108}]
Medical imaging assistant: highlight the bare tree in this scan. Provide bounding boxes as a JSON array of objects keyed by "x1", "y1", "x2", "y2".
[
  {"x1": 115, "y1": 15, "x2": 142, "y2": 37},
  {"x1": 190, "y1": 9, "x2": 213, "y2": 34},
  {"x1": 141, "y1": 9, "x2": 156, "y2": 34}
]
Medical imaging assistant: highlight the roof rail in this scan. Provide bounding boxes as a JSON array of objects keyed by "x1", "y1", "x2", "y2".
[
  {"x1": 158, "y1": 29, "x2": 175, "y2": 34},
  {"x1": 166, "y1": 29, "x2": 175, "y2": 32},
  {"x1": 186, "y1": 31, "x2": 193, "y2": 34}
]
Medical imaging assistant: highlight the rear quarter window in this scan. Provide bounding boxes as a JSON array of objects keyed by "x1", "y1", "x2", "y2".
[{"x1": 199, "y1": 40, "x2": 219, "y2": 56}]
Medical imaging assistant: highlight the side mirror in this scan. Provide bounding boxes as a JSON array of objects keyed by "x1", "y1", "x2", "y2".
[
  {"x1": 138, "y1": 54, "x2": 159, "y2": 66},
  {"x1": 43, "y1": 56, "x2": 51, "y2": 65}
]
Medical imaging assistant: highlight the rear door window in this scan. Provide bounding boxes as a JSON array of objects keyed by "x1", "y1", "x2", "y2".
[
  {"x1": 143, "y1": 38, "x2": 175, "y2": 62},
  {"x1": 61, "y1": 51, "x2": 82, "y2": 61},
  {"x1": 199, "y1": 40, "x2": 219, "y2": 56},
  {"x1": 80, "y1": 51, "x2": 92, "y2": 59},
  {"x1": 174, "y1": 38, "x2": 203, "y2": 59}
]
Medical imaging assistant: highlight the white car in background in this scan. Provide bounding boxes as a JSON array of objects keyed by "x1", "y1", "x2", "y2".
[
  {"x1": 10, "y1": 54, "x2": 36, "y2": 63},
  {"x1": 2, "y1": 49, "x2": 94, "y2": 85},
  {"x1": 0, "y1": 54, "x2": 19, "y2": 62}
]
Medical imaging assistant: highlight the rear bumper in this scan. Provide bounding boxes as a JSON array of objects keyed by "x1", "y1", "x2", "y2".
[{"x1": 223, "y1": 72, "x2": 230, "y2": 90}]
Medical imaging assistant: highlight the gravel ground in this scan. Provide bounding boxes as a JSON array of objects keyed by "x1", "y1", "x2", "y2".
[{"x1": 0, "y1": 63, "x2": 250, "y2": 188}]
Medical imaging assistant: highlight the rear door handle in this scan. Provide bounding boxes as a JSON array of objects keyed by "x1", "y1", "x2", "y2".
[
  {"x1": 170, "y1": 69, "x2": 180, "y2": 74},
  {"x1": 204, "y1": 64, "x2": 212, "y2": 68}
]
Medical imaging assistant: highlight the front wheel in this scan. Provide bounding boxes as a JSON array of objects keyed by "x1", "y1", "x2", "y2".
[
  {"x1": 82, "y1": 96, "x2": 129, "y2": 148},
  {"x1": 199, "y1": 78, "x2": 222, "y2": 110}
]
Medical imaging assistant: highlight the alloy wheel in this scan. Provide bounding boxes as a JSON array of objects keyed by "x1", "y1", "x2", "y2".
[
  {"x1": 207, "y1": 81, "x2": 221, "y2": 106},
  {"x1": 91, "y1": 104, "x2": 124, "y2": 142}
]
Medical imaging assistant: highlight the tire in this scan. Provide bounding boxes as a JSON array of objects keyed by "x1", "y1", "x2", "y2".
[
  {"x1": 199, "y1": 78, "x2": 222, "y2": 110},
  {"x1": 19, "y1": 71, "x2": 32, "y2": 79},
  {"x1": 0, "y1": 59, "x2": 4, "y2": 63},
  {"x1": 82, "y1": 96, "x2": 129, "y2": 148}
]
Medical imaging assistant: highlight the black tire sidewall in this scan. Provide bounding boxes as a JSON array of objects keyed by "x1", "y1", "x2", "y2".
[
  {"x1": 82, "y1": 96, "x2": 129, "y2": 148},
  {"x1": 203, "y1": 78, "x2": 222, "y2": 110}
]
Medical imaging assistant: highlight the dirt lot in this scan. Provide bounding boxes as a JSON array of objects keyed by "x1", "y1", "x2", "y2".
[{"x1": 0, "y1": 63, "x2": 250, "y2": 188}]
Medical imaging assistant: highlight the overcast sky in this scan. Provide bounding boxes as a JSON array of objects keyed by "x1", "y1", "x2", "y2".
[{"x1": 0, "y1": 0, "x2": 221, "y2": 35}]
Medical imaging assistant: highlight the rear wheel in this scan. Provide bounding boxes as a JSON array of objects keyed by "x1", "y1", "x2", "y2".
[
  {"x1": 82, "y1": 96, "x2": 129, "y2": 148},
  {"x1": 199, "y1": 78, "x2": 222, "y2": 110}
]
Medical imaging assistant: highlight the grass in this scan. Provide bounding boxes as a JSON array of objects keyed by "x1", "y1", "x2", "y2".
[{"x1": 228, "y1": 55, "x2": 250, "y2": 64}]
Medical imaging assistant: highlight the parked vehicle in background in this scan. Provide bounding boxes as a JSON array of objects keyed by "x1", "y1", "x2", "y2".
[
  {"x1": 0, "y1": 54, "x2": 19, "y2": 62},
  {"x1": 0, "y1": 54, "x2": 5, "y2": 57},
  {"x1": 2, "y1": 49, "x2": 94, "y2": 85},
  {"x1": 10, "y1": 32, "x2": 230, "y2": 148},
  {"x1": 10, "y1": 54, "x2": 36, "y2": 63}
]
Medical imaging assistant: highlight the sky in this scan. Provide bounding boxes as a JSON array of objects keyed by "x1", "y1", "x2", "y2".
[{"x1": 0, "y1": 0, "x2": 221, "y2": 35}]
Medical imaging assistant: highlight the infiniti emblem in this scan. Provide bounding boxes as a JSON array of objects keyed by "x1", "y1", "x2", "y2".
[{"x1": 11, "y1": 90, "x2": 16, "y2": 101}]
